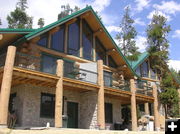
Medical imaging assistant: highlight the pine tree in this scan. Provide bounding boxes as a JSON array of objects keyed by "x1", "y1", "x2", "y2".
[
  {"x1": 38, "y1": 18, "x2": 45, "y2": 28},
  {"x1": 7, "y1": 0, "x2": 33, "y2": 29},
  {"x1": 115, "y1": 6, "x2": 139, "y2": 60},
  {"x1": 58, "y1": 4, "x2": 74, "y2": 20},
  {"x1": 146, "y1": 12, "x2": 171, "y2": 74}
]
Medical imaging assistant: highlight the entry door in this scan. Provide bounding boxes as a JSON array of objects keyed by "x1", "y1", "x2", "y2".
[{"x1": 67, "y1": 102, "x2": 78, "y2": 128}]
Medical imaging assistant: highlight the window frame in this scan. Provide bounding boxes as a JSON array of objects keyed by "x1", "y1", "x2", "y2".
[{"x1": 37, "y1": 34, "x2": 49, "y2": 47}]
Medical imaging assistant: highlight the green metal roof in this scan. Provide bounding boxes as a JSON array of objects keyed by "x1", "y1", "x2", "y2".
[
  {"x1": 12, "y1": 6, "x2": 138, "y2": 78},
  {"x1": 0, "y1": 28, "x2": 35, "y2": 34},
  {"x1": 127, "y1": 52, "x2": 149, "y2": 70}
]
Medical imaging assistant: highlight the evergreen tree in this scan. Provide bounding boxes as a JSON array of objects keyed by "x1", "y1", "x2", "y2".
[
  {"x1": 7, "y1": 0, "x2": 33, "y2": 29},
  {"x1": 38, "y1": 18, "x2": 45, "y2": 28},
  {"x1": 58, "y1": 4, "x2": 80, "y2": 20},
  {"x1": 0, "y1": 18, "x2": 2, "y2": 26},
  {"x1": 146, "y1": 12, "x2": 171, "y2": 74},
  {"x1": 115, "y1": 6, "x2": 139, "y2": 61}
]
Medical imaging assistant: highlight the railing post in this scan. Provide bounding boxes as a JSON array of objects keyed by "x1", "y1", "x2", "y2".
[
  {"x1": 0, "y1": 46, "x2": 16, "y2": 127},
  {"x1": 55, "y1": 59, "x2": 63, "y2": 128},
  {"x1": 97, "y1": 60, "x2": 105, "y2": 129},
  {"x1": 153, "y1": 84, "x2": 160, "y2": 131},
  {"x1": 130, "y1": 79, "x2": 138, "y2": 131}
]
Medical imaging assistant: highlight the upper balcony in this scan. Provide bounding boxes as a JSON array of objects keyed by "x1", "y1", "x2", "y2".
[{"x1": 0, "y1": 51, "x2": 154, "y2": 100}]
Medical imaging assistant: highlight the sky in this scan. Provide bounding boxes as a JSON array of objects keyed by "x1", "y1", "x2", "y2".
[{"x1": 0, "y1": 0, "x2": 180, "y2": 71}]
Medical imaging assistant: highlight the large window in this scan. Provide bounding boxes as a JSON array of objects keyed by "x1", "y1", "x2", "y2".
[
  {"x1": 135, "y1": 66, "x2": 141, "y2": 76},
  {"x1": 40, "y1": 93, "x2": 55, "y2": 118},
  {"x1": 82, "y1": 20, "x2": 93, "y2": 60},
  {"x1": 108, "y1": 56, "x2": 117, "y2": 68},
  {"x1": 51, "y1": 27, "x2": 65, "y2": 52},
  {"x1": 96, "y1": 38, "x2": 106, "y2": 64},
  {"x1": 105, "y1": 103, "x2": 113, "y2": 123},
  {"x1": 141, "y1": 61, "x2": 148, "y2": 77},
  {"x1": 41, "y1": 54, "x2": 57, "y2": 74},
  {"x1": 68, "y1": 21, "x2": 80, "y2": 56},
  {"x1": 37, "y1": 34, "x2": 48, "y2": 47}
]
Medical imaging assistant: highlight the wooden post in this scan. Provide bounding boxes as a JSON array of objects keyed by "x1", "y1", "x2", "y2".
[
  {"x1": 93, "y1": 34, "x2": 96, "y2": 62},
  {"x1": 55, "y1": 59, "x2": 63, "y2": 128},
  {"x1": 97, "y1": 60, "x2": 105, "y2": 129},
  {"x1": 130, "y1": 79, "x2": 137, "y2": 131},
  {"x1": 0, "y1": 46, "x2": 16, "y2": 127},
  {"x1": 64, "y1": 25, "x2": 68, "y2": 54},
  {"x1": 145, "y1": 103, "x2": 150, "y2": 115},
  {"x1": 153, "y1": 84, "x2": 160, "y2": 131}
]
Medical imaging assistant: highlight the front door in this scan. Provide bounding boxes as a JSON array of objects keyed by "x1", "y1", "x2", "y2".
[{"x1": 67, "y1": 102, "x2": 78, "y2": 128}]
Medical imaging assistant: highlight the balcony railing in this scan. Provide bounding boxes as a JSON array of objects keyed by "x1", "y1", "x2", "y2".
[
  {"x1": 104, "y1": 73, "x2": 130, "y2": 91},
  {"x1": 136, "y1": 80, "x2": 153, "y2": 96},
  {"x1": 64, "y1": 63, "x2": 98, "y2": 84},
  {"x1": 0, "y1": 53, "x2": 6, "y2": 67},
  {"x1": 14, "y1": 52, "x2": 44, "y2": 73}
]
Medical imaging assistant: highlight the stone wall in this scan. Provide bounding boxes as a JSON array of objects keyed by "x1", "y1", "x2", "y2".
[{"x1": 11, "y1": 84, "x2": 99, "y2": 129}]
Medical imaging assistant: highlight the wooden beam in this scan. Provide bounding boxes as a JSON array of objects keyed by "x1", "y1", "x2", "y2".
[
  {"x1": 117, "y1": 65, "x2": 127, "y2": 70},
  {"x1": 49, "y1": 26, "x2": 60, "y2": 34},
  {"x1": 66, "y1": 18, "x2": 77, "y2": 26},
  {"x1": 30, "y1": 36, "x2": 40, "y2": 43},
  {"x1": 94, "y1": 28, "x2": 103, "y2": 36},
  {"x1": 106, "y1": 49, "x2": 116, "y2": 55},
  {"x1": 64, "y1": 25, "x2": 68, "y2": 53},
  {"x1": 80, "y1": 12, "x2": 90, "y2": 19},
  {"x1": 79, "y1": 19, "x2": 83, "y2": 58}
]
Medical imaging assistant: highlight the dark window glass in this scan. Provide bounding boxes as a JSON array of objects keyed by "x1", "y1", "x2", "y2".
[
  {"x1": 108, "y1": 56, "x2": 117, "y2": 68},
  {"x1": 96, "y1": 38, "x2": 106, "y2": 64},
  {"x1": 40, "y1": 93, "x2": 55, "y2": 118},
  {"x1": 105, "y1": 103, "x2": 113, "y2": 123},
  {"x1": 68, "y1": 21, "x2": 80, "y2": 56},
  {"x1": 51, "y1": 27, "x2": 64, "y2": 52},
  {"x1": 8, "y1": 93, "x2": 17, "y2": 114},
  {"x1": 63, "y1": 60, "x2": 74, "y2": 78},
  {"x1": 141, "y1": 61, "x2": 148, "y2": 77},
  {"x1": 104, "y1": 71, "x2": 112, "y2": 87},
  {"x1": 82, "y1": 20, "x2": 93, "y2": 60},
  {"x1": 135, "y1": 66, "x2": 141, "y2": 76},
  {"x1": 41, "y1": 55, "x2": 57, "y2": 74},
  {"x1": 38, "y1": 35, "x2": 48, "y2": 47}
]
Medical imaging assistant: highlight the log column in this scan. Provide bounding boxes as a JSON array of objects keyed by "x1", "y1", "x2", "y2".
[
  {"x1": 144, "y1": 83, "x2": 150, "y2": 115},
  {"x1": 55, "y1": 59, "x2": 64, "y2": 128},
  {"x1": 153, "y1": 84, "x2": 160, "y2": 131},
  {"x1": 130, "y1": 79, "x2": 137, "y2": 131},
  {"x1": 0, "y1": 46, "x2": 16, "y2": 127},
  {"x1": 97, "y1": 60, "x2": 105, "y2": 129}
]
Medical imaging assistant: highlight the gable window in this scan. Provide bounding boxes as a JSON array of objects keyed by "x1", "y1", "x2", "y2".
[
  {"x1": 108, "y1": 56, "x2": 117, "y2": 68},
  {"x1": 82, "y1": 20, "x2": 93, "y2": 60},
  {"x1": 68, "y1": 21, "x2": 80, "y2": 56},
  {"x1": 141, "y1": 61, "x2": 148, "y2": 77},
  {"x1": 40, "y1": 93, "x2": 55, "y2": 118},
  {"x1": 105, "y1": 103, "x2": 113, "y2": 123},
  {"x1": 96, "y1": 38, "x2": 106, "y2": 64},
  {"x1": 135, "y1": 66, "x2": 141, "y2": 76},
  {"x1": 38, "y1": 34, "x2": 48, "y2": 47},
  {"x1": 51, "y1": 27, "x2": 65, "y2": 52},
  {"x1": 41, "y1": 54, "x2": 57, "y2": 74}
]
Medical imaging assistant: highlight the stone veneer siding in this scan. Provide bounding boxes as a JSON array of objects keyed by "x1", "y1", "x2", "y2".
[
  {"x1": 11, "y1": 84, "x2": 122, "y2": 129},
  {"x1": 11, "y1": 84, "x2": 101, "y2": 128}
]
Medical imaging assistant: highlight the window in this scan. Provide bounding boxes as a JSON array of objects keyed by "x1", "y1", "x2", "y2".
[
  {"x1": 68, "y1": 21, "x2": 80, "y2": 56},
  {"x1": 105, "y1": 103, "x2": 113, "y2": 123},
  {"x1": 51, "y1": 27, "x2": 65, "y2": 52},
  {"x1": 63, "y1": 60, "x2": 75, "y2": 78},
  {"x1": 37, "y1": 34, "x2": 48, "y2": 47},
  {"x1": 8, "y1": 93, "x2": 17, "y2": 114},
  {"x1": 41, "y1": 54, "x2": 57, "y2": 74},
  {"x1": 104, "y1": 71, "x2": 112, "y2": 87},
  {"x1": 40, "y1": 93, "x2": 55, "y2": 118},
  {"x1": 108, "y1": 56, "x2": 117, "y2": 68},
  {"x1": 141, "y1": 61, "x2": 148, "y2": 77},
  {"x1": 82, "y1": 20, "x2": 93, "y2": 60},
  {"x1": 135, "y1": 66, "x2": 141, "y2": 76},
  {"x1": 96, "y1": 38, "x2": 106, "y2": 64}
]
